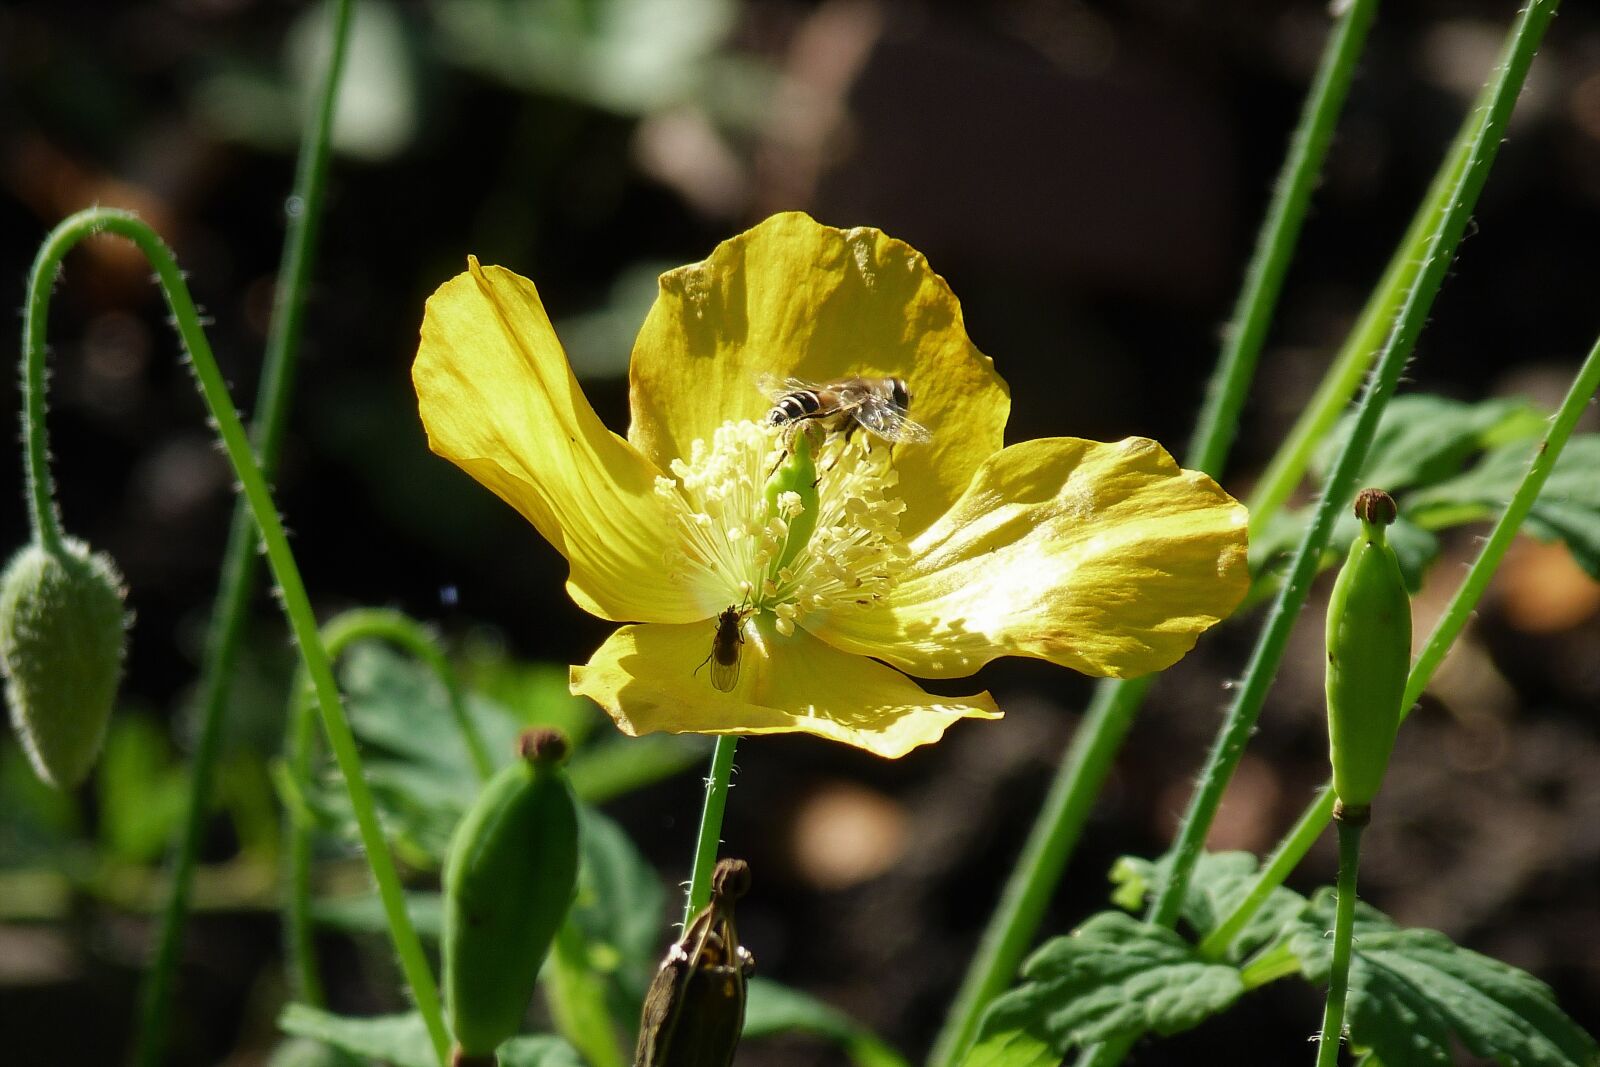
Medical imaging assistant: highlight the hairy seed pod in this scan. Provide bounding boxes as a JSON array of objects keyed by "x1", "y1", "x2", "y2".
[
  {"x1": 0, "y1": 539, "x2": 128, "y2": 788},
  {"x1": 443, "y1": 728, "x2": 580, "y2": 1059},
  {"x1": 1325, "y1": 489, "x2": 1412, "y2": 813},
  {"x1": 635, "y1": 858, "x2": 755, "y2": 1067}
]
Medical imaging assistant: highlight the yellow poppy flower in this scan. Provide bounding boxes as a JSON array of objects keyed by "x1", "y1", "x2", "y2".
[{"x1": 413, "y1": 213, "x2": 1248, "y2": 758}]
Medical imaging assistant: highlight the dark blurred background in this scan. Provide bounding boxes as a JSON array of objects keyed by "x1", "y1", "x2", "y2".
[{"x1": 3, "y1": 1, "x2": 1599, "y2": 1064}]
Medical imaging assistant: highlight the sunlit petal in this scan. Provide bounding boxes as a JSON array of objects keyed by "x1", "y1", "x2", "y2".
[
  {"x1": 626, "y1": 211, "x2": 1009, "y2": 538},
  {"x1": 811, "y1": 437, "x2": 1249, "y2": 678},
  {"x1": 415, "y1": 258, "x2": 702, "y2": 624},
  {"x1": 570, "y1": 616, "x2": 1000, "y2": 759}
]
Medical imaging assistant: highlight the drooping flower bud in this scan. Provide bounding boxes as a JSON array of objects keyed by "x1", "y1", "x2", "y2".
[
  {"x1": 0, "y1": 539, "x2": 128, "y2": 788},
  {"x1": 1325, "y1": 489, "x2": 1411, "y2": 814}
]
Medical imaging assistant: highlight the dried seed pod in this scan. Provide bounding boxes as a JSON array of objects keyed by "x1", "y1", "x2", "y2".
[
  {"x1": 0, "y1": 539, "x2": 128, "y2": 788},
  {"x1": 635, "y1": 858, "x2": 755, "y2": 1067},
  {"x1": 443, "y1": 728, "x2": 579, "y2": 1059},
  {"x1": 1325, "y1": 489, "x2": 1412, "y2": 813}
]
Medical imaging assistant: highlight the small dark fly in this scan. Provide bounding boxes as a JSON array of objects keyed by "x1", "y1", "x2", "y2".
[{"x1": 696, "y1": 605, "x2": 751, "y2": 693}]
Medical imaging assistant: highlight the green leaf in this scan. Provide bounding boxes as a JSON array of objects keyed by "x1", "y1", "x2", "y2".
[
  {"x1": 968, "y1": 912, "x2": 1246, "y2": 1056},
  {"x1": 1287, "y1": 889, "x2": 1598, "y2": 1067},
  {"x1": 278, "y1": 1005, "x2": 584, "y2": 1067},
  {"x1": 307, "y1": 645, "x2": 700, "y2": 865},
  {"x1": 567, "y1": 733, "x2": 709, "y2": 805},
  {"x1": 744, "y1": 979, "x2": 911, "y2": 1067},
  {"x1": 266, "y1": 1036, "x2": 361, "y2": 1067},
  {"x1": 277, "y1": 1005, "x2": 435, "y2": 1067},
  {"x1": 1313, "y1": 395, "x2": 1545, "y2": 494},
  {"x1": 97, "y1": 716, "x2": 190, "y2": 864},
  {"x1": 957, "y1": 1023, "x2": 1058, "y2": 1067},
  {"x1": 1109, "y1": 852, "x2": 1307, "y2": 962},
  {"x1": 1409, "y1": 435, "x2": 1600, "y2": 578},
  {"x1": 567, "y1": 807, "x2": 668, "y2": 1009},
  {"x1": 310, "y1": 891, "x2": 443, "y2": 942}
]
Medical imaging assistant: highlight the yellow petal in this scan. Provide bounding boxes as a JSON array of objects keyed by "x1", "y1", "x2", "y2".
[
  {"x1": 570, "y1": 616, "x2": 1001, "y2": 759},
  {"x1": 626, "y1": 212, "x2": 1009, "y2": 538},
  {"x1": 811, "y1": 437, "x2": 1250, "y2": 679},
  {"x1": 414, "y1": 258, "x2": 701, "y2": 624}
]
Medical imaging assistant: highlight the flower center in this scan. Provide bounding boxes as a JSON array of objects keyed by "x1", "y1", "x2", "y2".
[{"x1": 655, "y1": 420, "x2": 909, "y2": 635}]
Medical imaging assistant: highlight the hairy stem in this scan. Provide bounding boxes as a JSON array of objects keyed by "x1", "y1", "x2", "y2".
[
  {"x1": 1314, "y1": 815, "x2": 1366, "y2": 1067},
  {"x1": 1203, "y1": 325, "x2": 1600, "y2": 957},
  {"x1": 284, "y1": 608, "x2": 493, "y2": 1004},
  {"x1": 134, "y1": 2, "x2": 354, "y2": 1061},
  {"x1": 24, "y1": 209, "x2": 450, "y2": 1066},
  {"x1": 1078, "y1": 6, "x2": 1559, "y2": 1064},
  {"x1": 926, "y1": 5, "x2": 1379, "y2": 1062},
  {"x1": 684, "y1": 735, "x2": 739, "y2": 925}
]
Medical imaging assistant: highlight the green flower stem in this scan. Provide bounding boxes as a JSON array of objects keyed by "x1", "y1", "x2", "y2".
[
  {"x1": 1076, "y1": 7, "x2": 1558, "y2": 1065},
  {"x1": 23, "y1": 209, "x2": 451, "y2": 1067},
  {"x1": 284, "y1": 608, "x2": 493, "y2": 1004},
  {"x1": 1186, "y1": 0, "x2": 1378, "y2": 477},
  {"x1": 926, "y1": 678, "x2": 1149, "y2": 1067},
  {"x1": 135, "y1": 2, "x2": 353, "y2": 1061},
  {"x1": 1246, "y1": 91, "x2": 1479, "y2": 533},
  {"x1": 1314, "y1": 813, "x2": 1366, "y2": 1067},
  {"x1": 926, "y1": 6, "x2": 1377, "y2": 1064},
  {"x1": 1201, "y1": 326, "x2": 1600, "y2": 959},
  {"x1": 684, "y1": 734, "x2": 739, "y2": 925}
]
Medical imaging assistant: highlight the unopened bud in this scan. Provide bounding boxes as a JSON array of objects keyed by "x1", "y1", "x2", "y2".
[
  {"x1": 1324, "y1": 495, "x2": 1412, "y2": 809},
  {"x1": 1, "y1": 539, "x2": 129, "y2": 788},
  {"x1": 1354, "y1": 487, "x2": 1397, "y2": 527}
]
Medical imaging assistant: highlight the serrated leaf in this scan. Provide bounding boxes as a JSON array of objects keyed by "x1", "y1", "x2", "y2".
[
  {"x1": 968, "y1": 911, "x2": 1245, "y2": 1056},
  {"x1": 278, "y1": 1005, "x2": 584, "y2": 1067},
  {"x1": 1408, "y1": 435, "x2": 1600, "y2": 578},
  {"x1": 957, "y1": 1022, "x2": 1058, "y2": 1067},
  {"x1": 1288, "y1": 889, "x2": 1598, "y2": 1067},
  {"x1": 1109, "y1": 851, "x2": 1307, "y2": 962},
  {"x1": 744, "y1": 979, "x2": 911, "y2": 1067},
  {"x1": 1313, "y1": 395, "x2": 1545, "y2": 494}
]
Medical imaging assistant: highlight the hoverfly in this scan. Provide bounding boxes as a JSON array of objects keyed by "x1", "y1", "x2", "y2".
[
  {"x1": 635, "y1": 858, "x2": 755, "y2": 1067},
  {"x1": 695, "y1": 605, "x2": 751, "y2": 693},
  {"x1": 761, "y1": 375, "x2": 932, "y2": 446}
]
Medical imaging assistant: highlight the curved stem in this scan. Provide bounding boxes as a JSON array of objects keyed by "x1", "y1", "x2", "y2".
[
  {"x1": 1314, "y1": 816, "x2": 1365, "y2": 1067},
  {"x1": 927, "y1": 5, "x2": 1378, "y2": 1062},
  {"x1": 1202, "y1": 326, "x2": 1600, "y2": 957},
  {"x1": 21, "y1": 233, "x2": 68, "y2": 556},
  {"x1": 134, "y1": 2, "x2": 354, "y2": 1060},
  {"x1": 683, "y1": 735, "x2": 739, "y2": 926},
  {"x1": 24, "y1": 209, "x2": 450, "y2": 1066},
  {"x1": 284, "y1": 608, "x2": 494, "y2": 1004}
]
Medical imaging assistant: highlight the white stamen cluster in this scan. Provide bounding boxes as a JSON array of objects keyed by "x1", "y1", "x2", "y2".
[{"x1": 655, "y1": 420, "x2": 909, "y2": 635}]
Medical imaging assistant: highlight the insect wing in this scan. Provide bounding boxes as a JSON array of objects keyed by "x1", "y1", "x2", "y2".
[
  {"x1": 853, "y1": 395, "x2": 932, "y2": 443},
  {"x1": 708, "y1": 654, "x2": 740, "y2": 693},
  {"x1": 756, "y1": 374, "x2": 819, "y2": 400}
]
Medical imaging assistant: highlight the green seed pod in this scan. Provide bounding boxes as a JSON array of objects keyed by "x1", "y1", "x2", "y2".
[
  {"x1": 635, "y1": 858, "x2": 755, "y2": 1067},
  {"x1": 0, "y1": 539, "x2": 128, "y2": 788},
  {"x1": 763, "y1": 426, "x2": 820, "y2": 577},
  {"x1": 444, "y1": 728, "x2": 580, "y2": 1059},
  {"x1": 1325, "y1": 488, "x2": 1412, "y2": 812}
]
